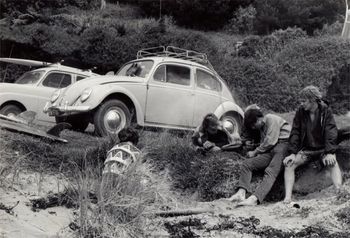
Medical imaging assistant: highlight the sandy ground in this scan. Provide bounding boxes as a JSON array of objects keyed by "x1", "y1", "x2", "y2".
[
  {"x1": 0, "y1": 172, "x2": 74, "y2": 238},
  {"x1": 149, "y1": 180, "x2": 350, "y2": 237},
  {"x1": 0, "y1": 165, "x2": 349, "y2": 238}
]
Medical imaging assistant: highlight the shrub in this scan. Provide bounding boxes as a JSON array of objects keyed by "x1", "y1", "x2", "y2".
[
  {"x1": 217, "y1": 31, "x2": 350, "y2": 113},
  {"x1": 224, "y1": 5, "x2": 257, "y2": 35},
  {"x1": 314, "y1": 21, "x2": 343, "y2": 37},
  {"x1": 253, "y1": 0, "x2": 344, "y2": 35},
  {"x1": 0, "y1": 0, "x2": 100, "y2": 16},
  {"x1": 237, "y1": 27, "x2": 307, "y2": 59}
]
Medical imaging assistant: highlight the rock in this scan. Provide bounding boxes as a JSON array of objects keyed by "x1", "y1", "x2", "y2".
[
  {"x1": 293, "y1": 144, "x2": 350, "y2": 194},
  {"x1": 201, "y1": 143, "x2": 350, "y2": 201}
]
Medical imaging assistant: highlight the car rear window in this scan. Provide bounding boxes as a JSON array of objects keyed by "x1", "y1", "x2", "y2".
[
  {"x1": 42, "y1": 73, "x2": 72, "y2": 88},
  {"x1": 196, "y1": 69, "x2": 222, "y2": 92}
]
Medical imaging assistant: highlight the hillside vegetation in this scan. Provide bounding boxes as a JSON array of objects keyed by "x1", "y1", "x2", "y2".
[{"x1": 0, "y1": 1, "x2": 349, "y2": 113}]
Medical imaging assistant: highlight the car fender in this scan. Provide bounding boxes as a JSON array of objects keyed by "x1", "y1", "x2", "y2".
[
  {"x1": 0, "y1": 91, "x2": 32, "y2": 111},
  {"x1": 214, "y1": 101, "x2": 244, "y2": 119},
  {"x1": 83, "y1": 84, "x2": 146, "y2": 126}
]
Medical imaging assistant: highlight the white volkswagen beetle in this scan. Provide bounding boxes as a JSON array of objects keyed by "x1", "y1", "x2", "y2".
[
  {"x1": 45, "y1": 46, "x2": 244, "y2": 136},
  {"x1": 0, "y1": 58, "x2": 99, "y2": 125}
]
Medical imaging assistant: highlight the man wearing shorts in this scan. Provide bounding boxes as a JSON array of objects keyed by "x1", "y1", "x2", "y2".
[{"x1": 283, "y1": 86, "x2": 342, "y2": 203}]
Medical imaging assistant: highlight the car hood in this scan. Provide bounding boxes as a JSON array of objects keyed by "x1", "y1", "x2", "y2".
[
  {"x1": 0, "y1": 82, "x2": 36, "y2": 93},
  {"x1": 58, "y1": 75, "x2": 144, "y2": 104}
]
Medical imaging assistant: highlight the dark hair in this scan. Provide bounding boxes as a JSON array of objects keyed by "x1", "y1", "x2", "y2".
[
  {"x1": 202, "y1": 113, "x2": 219, "y2": 131},
  {"x1": 244, "y1": 109, "x2": 263, "y2": 129},
  {"x1": 118, "y1": 127, "x2": 139, "y2": 145}
]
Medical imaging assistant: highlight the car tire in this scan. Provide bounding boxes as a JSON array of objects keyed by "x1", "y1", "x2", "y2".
[
  {"x1": 220, "y1": 112, "x2": 242, "y2": 136},
  {"x1": 93, "y1": 99, "x2": 131, "y2": 137},
  {"x1": 55, "y1": 115, "x2": 89, "y2": 132},
  {"x1": 0, "y1": 104, "x2": 24, "y2": 117}
]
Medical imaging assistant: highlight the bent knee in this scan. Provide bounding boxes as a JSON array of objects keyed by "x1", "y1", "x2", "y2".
[
  {"x1": 242, "y1": 161, "x2": 253, "y2": 170},
  {"x1": 265, "y1": 166, "x2": 282, "y2": 178}
]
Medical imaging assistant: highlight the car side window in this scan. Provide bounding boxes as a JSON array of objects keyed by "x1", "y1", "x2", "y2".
[
  {"x1": 76, "y1": 75, "x2": 86, "y2": 81},
  {"x1": 196, "y1": 69, "x2": 222, "y2": 92},
  {"x1": 42, "y1": 73, "x2": 72, "y2": 88},
  {"x1": 153, "y1": 65, "x2": 191, "y2": 86}
]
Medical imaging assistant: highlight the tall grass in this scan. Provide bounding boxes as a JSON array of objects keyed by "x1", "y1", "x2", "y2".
[
  {"x1": 0, "y1": 128, "x2": 176, "y2": 237},
  {"x1": 71, "y1": 153, "x2": 175, "y2": 237}
]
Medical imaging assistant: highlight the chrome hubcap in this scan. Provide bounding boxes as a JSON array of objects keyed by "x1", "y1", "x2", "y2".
[
  {"x1": 104, "y1": 108, "x2": 126, "y2": 133},
  {"x1": 7, "y1": 112, "x2": 17, "y2": 117},
  {"x1": 222, "y1": 117, "x2": 239, "y2": 135}
]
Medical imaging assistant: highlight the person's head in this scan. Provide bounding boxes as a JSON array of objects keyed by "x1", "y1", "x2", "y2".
[
  {"x1": 202, "y1": 113, "x2": 220, "y2": 135},
  {"x1": 118, "y1": 127, "x2": 139, "y2": 145},
  {"x1": 244, "y1": 108, "x2": 264, "y2": 130},
  {"x1": 299, "y1": 85, "x2": 322, "y2": 111}
]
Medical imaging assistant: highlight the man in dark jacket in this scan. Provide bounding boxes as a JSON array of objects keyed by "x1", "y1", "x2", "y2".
[{"x1": 283, "y1": 86, "x2": 342, "y2": 203}]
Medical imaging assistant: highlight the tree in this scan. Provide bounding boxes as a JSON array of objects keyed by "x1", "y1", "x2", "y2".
[{"x1": 254, "y1": 0, "x2": 344, "y2": 35}]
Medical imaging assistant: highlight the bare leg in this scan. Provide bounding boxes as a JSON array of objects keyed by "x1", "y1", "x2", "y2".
[
  {"x1": 329, "y1": 162, "x2": 342, "y2": 189},
  {"x1": 283, "y1": 165, "x2": 297, "y2": 203},
  {"x1": 227, "y1": 188, "x2": 246, "y2": 202}
]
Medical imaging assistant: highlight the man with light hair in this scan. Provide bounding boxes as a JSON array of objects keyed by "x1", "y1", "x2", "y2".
[{"x1": 283, "y1": 85, "x2": 342, "y2": 203}]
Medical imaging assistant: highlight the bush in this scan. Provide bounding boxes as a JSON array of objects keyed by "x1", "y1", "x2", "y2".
[
  {"x1": 0, "y1": 0, "x2": 100, "y2": 16},
  {"x1": 253, "y1": 0, "x2": 344, "y2": 35},
  {"x1": 237, "y1": 27, "x2": 307, "y2": 59},
  {"x1": 224, "y1": 5, "x2": 257, "y2": 35},
  {"x1": 217, "y1": 29, "x2": 350, "y2": 113}
]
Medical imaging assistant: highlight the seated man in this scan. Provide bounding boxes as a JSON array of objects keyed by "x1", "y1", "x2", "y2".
[
  {"x1": 192, "y1": 113, "x2": 239, "y2": 152},
  {"x1": 283, "y1": 86, "x2": 342, "y2": 203},
  {"x1": 240, "y1": 104, "x2": 261, "y2": 148},
  {"x1": 228, "y1": 108, "x2": 291, "y2": 206}
]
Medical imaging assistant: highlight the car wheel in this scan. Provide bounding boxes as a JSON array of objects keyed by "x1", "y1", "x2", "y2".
[
  {"x1": 55, "y1": 115, "x2": 89, "y2": 132},
  {"x1": 220, "y1": 112, "x2": 242, "y2": 137},
  {"x1": 93, "y1": 99, "x2": 131, "y2": 137},
  {"x1": 0, "y1": 104, "x2": 24, "y2": 117}
]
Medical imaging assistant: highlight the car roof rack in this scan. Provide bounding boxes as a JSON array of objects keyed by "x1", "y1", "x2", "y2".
[{"x1": 137, "y1": 46, "x2": 214, "y2": 67}]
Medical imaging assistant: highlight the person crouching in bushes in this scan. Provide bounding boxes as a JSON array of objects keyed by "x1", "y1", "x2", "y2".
[
  {"x1": 100, "y1": 127, "x2": 142, "y2": 198},
  {"x1": 228, "y1": 108, "x2": 291, "y2": 206},
  {"x1": 283, "y1": 86, "x2": 342, "y2": 203},
  {"x1": 192, "y1": 113, "x2": 239, "y2": 153}
]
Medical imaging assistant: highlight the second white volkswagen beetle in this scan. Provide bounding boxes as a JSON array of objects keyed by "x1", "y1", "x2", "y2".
[
  {"x1": 0, "y1": 58, "x2": 99, "y2": 126},
  {"x1": 45, "y1": 46, "x2": 244, "y2": 137}
]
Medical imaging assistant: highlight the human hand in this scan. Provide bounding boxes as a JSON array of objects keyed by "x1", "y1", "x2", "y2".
[
  {"x1": 283, "y1": 154, "x2": 296, "y2": 166},
  {"x1": 245, "y1": 141, "x2": 254, "y2": 146},
  {"x1": 195, "y1": 146, "x2": 205, "y2": 153},
  {"x1": 211, "y1": 146, "x2": 222, "y2": 152},
  {"x1": 247, "y1": 150, "x2": 257, "y2": 158},
  {"x1": 322, "y1": 154, "x2": 336, "y2": 166},
  {"x1": 203, "y1": 141, "x2": 215, "y2": 150}
]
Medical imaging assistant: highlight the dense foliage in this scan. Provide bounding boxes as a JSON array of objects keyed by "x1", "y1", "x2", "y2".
[
  {"x1": 0, "y1": 2, "x2": 349, "y2": 113},
  {"x1": 219, "y1": 28, "x2": 350, "y2": 112},
  {"x1": 116, "y1": 0, "x2": 344, "y2": 34}
]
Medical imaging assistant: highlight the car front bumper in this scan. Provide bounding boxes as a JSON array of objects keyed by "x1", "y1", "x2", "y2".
[{"x1": 44, "y1": 102, "x2": 91, "y2": 116}]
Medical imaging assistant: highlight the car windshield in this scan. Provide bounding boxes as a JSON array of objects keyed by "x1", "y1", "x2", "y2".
[
  {"x1": 117, "y1": 60, "x2": 154, "y2": 78},
  {"x1": 15, "y1": 70, "x2": 45, "y2": 84}
]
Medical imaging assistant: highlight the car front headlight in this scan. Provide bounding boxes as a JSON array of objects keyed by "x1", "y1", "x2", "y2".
[
  {"x1": 51, "y1": 89, "x2": 61, "y2": 103},
  {"x1": 80, "y1": 88, "x2": 92, "y2": 102}
]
